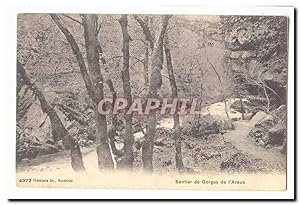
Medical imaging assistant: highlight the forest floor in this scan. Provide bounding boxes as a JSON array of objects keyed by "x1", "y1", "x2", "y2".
[{"x1": 17, "y1": 99, "x2": 286, "y2": 174}]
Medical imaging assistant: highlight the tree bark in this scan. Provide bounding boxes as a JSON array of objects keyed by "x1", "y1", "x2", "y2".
[
  {"x1": 51, "y1": 14, "x2": 114, "y2": 170},
  {"x1": 134, "y1": 15, "x2": 153, "y2": 86},
  {"x1": 143, "y1": 36, "x2": 150, "y2": 86},
  {"x1": 50, "y1": 14, "x2": 95, "y2": 102},
  {"x1": 82, "y1": 14, "x2": 114, "y2": 170},
  {"x1": 118, "y1": 15, "x2": 134, "y2": 168},
  {"x1": 107, "y1": 80, "x2": 124, "y2": 157},
  {"x1": 17, "y1": 61, "x2": 85, "y2": 172},
  {"x1": 164, "y1": 41, "x2": 185, "y2": 171},
  {"x1": 97, "y1": 41, "x2": 123, "y2": 158},
  {"x1": 142, "y1": 15, "x2": 171, "y2": 172},
  {"x1": 134, "y1": 15, "x2": 154, "y2": 51}
]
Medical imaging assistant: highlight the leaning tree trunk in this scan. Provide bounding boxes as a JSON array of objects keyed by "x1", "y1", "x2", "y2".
[
  {"x1": 17, "y1": 61, "x2": 85, "y2": 171},
  {"x1": 118, "y1": 15, "x2": 134, "y2": 169},
  {"x1": 142, "y1": 15, "x2": 171, "y2": 172},
  {"x1": 51, "y1": 14, "x2": 114, "y2": 170},
  {"x1": 164, "y1": 42, "x2": 185, "y2": 171},
  {"x1": 82, "y1": 14, "x2": 114, "y2": 170}
]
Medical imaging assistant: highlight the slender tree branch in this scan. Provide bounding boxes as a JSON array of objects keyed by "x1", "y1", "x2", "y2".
[
  {"x1": 133, "y1": 15, "x2": 154, "y2": 50},
  {"x1": 50, "y1": 14, "x2": 96, "y2": 102},
  {"x1": 62, "y1": 14, "x2": 83, "y2": 25}
]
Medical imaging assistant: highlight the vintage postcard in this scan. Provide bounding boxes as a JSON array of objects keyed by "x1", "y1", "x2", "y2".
[{"x1": 10, "y1": 5, "x2": 295, "y2": 200}]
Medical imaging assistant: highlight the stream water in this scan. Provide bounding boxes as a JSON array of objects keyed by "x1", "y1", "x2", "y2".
[{"x1": 19, "y1": 98, "x2": 285, "y2": 173}]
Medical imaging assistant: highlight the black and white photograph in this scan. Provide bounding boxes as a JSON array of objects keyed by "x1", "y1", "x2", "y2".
[{"x1": 0, "y1": 1, "x2": 296, "y2": 201}]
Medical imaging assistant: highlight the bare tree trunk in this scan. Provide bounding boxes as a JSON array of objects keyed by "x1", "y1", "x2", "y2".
[
  {"x1": 82, "y1": 14, "x2": 114, "y2": 170},
  {"x1": 142, "y1": 15, "x2": 171, "y2": 172},
  {"x1": 164, "y1": 42, "x2": 185, "y2": 171},
  {"x1": 52, "y1": 14, "x2": 114, "y2": 170},
  {"x1": 93, "y1": 108, "x2": 114, "y2": 169},
  {"x1": 118, "y1": 15, "x2": 134, "y2": 168},
  {"x1": 17, "y1": 61, "x2": 85, "y2": 172},
  {"x1": 96, "y1": 35, "x2": 123, "y2": 158},
  {"x1": 143, "y1": 39, "x2": 150, "y2": 86},
  {"x1": 107, "y1": 80, "x2": 124, "y2": 157},
  {"x1": 51, "y1": 14, "x2": 114, "y2": 170},
  {"x1": 134, "y1": 15, "x2": 154, "y2": 87},
  {"x1": 142, "y1": 16, "x2": 150, "y2": 86},
  {"x1": 50, "y1": 14, "x2": 95, "y2": 102},
  {"x1": 134, "y1": 15, "x2": 154, "y2": 50}
]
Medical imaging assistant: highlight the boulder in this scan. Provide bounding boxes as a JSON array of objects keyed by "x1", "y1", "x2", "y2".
[
  {"x1": 249, "y1": 119, "x2": 286, "y2": 147},
  {"x1": 250, "y1": 111, "x2": 273, "y2": 127},
  {"x1": 247, "y1": 105, "x2": 287, "y2": 149},
  {"x1": 249, "y1": 127, "x2": 267, "y2": 145},
  {"x1": 255, "y1": 116, "x2": 274, "y2": 129},
  {"x1": 182, "y1": 114, "x2": 233, "y2": 139},
  {"x1": 220, "y1": 152, "x2": 251, "y2": 171},
  {"x1": 198, "y1": 151, "x2": 221, "y2": 161},
  {"x1": 17, "y1": 135, "x2": 60, "y2": 162},
  {"x1": 16, "y1": 137, "x2": 40, "y2": 161},
  {"x1": 266, "y1": 124, "x2": 286, "y2": 146},
  {"x1": 217, "y1": 118, "x2": 234, "y2": 130}
]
